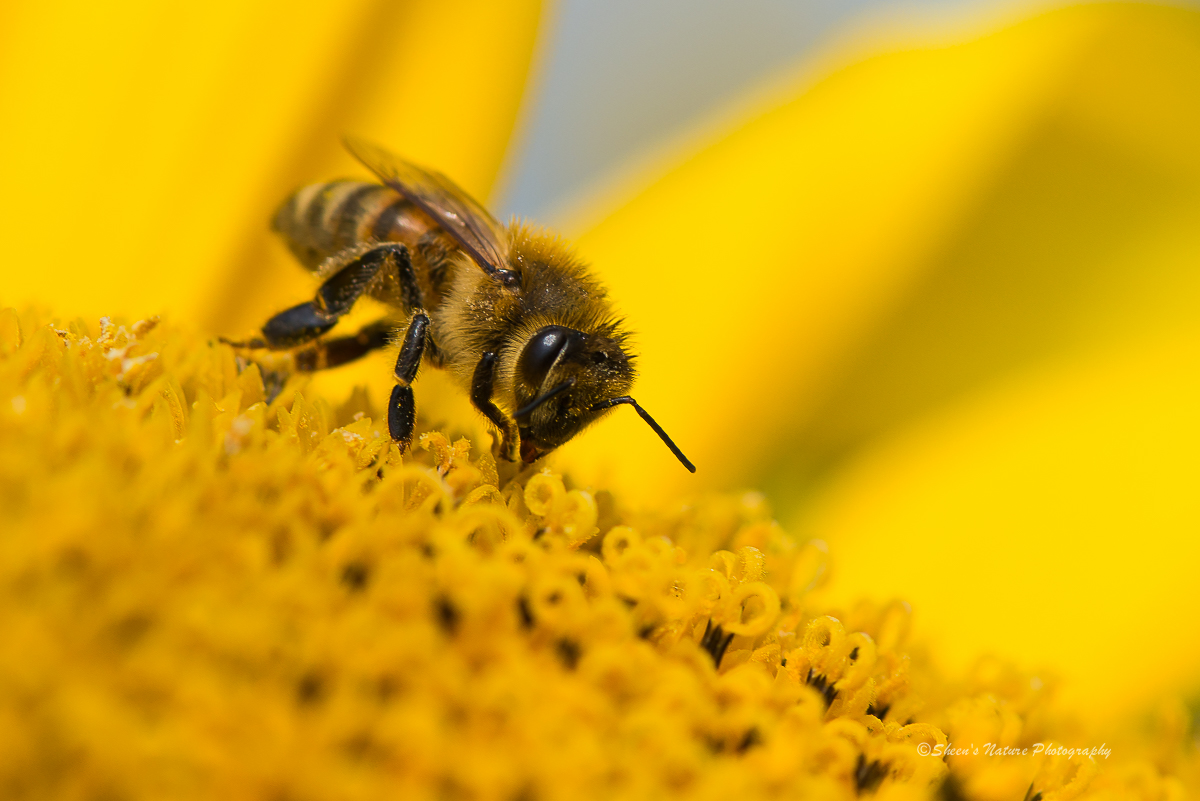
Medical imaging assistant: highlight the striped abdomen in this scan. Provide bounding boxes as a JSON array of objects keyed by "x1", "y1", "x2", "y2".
[{"x1": 272, "y1": 181, "x2": 442, "y2": 271}]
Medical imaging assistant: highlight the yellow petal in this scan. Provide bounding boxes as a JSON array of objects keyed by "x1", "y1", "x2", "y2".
[
  {"x1": 0, "y1": 0, "x2": 544, "y2": 331},
  {"x1": 753, "y1": 3, "x2": 1200, "y2": 508},
  {"x1": 798, "y1": 324, "x2": 1200, "y2": 724},
  {"x1": 554, "y1": 4, "x2": 1200, "y2": 507}
]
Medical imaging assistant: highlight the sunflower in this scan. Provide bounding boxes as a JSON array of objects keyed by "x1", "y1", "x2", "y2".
[{"x1": 2, "y1": 2, "x2": 1198, "y2": 799}]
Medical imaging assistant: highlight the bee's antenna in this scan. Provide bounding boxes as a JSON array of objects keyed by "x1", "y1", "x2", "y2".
[
  {"x1": 591, "y1": 396, "x2": 695, "y2": 473},
  {"x1": 515, "y1": 380, "x2": 575, "y2": 420}
]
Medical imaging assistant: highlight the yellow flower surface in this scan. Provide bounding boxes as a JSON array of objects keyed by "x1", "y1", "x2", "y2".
[
  {"x1": 1, "y1": 308, "x2": 1194, "y2": 800},
  {"x1": 4, "y1": 0, "x2": 1200, "y2": 797}
]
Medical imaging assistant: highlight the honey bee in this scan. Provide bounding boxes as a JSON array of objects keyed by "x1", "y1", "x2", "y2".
[{"x1": 231, "y1": 138, "x2": 694, "y2": 471}]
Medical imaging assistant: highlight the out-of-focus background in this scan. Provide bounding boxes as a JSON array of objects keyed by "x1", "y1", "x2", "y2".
[
  {"x1": 501, "y1": 0, "x2": 1039, "y2": 220},
  {"x1": 4, "y1": 0, "x2": 1200, "y2": 729}
]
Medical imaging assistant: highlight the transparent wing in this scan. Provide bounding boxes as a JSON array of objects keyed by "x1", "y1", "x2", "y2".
[{"x1": 344, "y1": 136, "x2": 509, "y2": 277}]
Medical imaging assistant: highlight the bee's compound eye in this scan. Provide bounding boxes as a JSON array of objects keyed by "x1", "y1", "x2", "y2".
[{"x1": 518, "y1": 325, "x2": 574, "y2": 386}]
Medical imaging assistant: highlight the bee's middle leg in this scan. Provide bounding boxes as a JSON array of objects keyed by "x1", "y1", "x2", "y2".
[
  {"x1": 239, "y1": 243, "x2": 413, "y2": 350},
  {"x1": 387, "y1": 310, "x2": 429, "y2": 451},
  {"x1": 293, "y1": 319, "x2": 393, "y2": 372}
]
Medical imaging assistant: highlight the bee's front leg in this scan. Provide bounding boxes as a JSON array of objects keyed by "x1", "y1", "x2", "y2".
[
  {"x1": 470, "y1": 352, "x2": 518, "y2": 461},
  {"x1": 387, "y1": 310, "x2": 429, "y2": 452}
]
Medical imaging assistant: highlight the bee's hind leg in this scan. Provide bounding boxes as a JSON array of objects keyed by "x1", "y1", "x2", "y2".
[
  {"x1": 227, "y1": 243, "x2": 413, "y2": 350},
  {"x1": 387, "y1": 310, "x2": 430, "y2": 452}
]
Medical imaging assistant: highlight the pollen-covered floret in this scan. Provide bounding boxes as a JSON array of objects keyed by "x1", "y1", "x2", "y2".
[{"x1": 0, "y1": 308, "x2": 1194, "y2": 801}]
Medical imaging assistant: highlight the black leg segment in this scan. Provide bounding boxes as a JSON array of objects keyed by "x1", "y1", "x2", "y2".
[
  {"x1": 316, "y1": 243, "x2": 399, "y2": 316},
  {"x1": 388, "y1": 385, "x2": 416, "y2": 448},
  {"x1": 294, "y1": 319, "x2": 393, "y2": 371},
  {"x1": 385, "y1": 242, "x2": 426, "y2": 314},
  {"x1": 386, "y1": 310, "x2": 430, "y2": 449},
  {"x1": 470, "y1": 351, "x2": 517, "y2": 461},
  {"x1": 239, "y1": 242, "x2": 422, "y2": 354},
  {"x1": 255, "y1": 243, "x2": 408, "y2": 350},
  {"x1": 393, "y1": 313, "x2": 428, "y2": 384},
  {"x1": 261, "y1": 302, "x2": 338, "y2": 349}
]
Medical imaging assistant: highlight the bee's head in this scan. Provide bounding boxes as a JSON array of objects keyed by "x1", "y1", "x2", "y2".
[
  {"x1": 512, "y1": 325, "x2": 633, "y2": 462},
  {"x1": 512, "y1": 325, "x2": 694, "y2": 472}
]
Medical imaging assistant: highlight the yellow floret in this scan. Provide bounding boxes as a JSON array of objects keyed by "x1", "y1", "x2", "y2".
[{"x1": 0, "y1": 309, "x2": 1194, "y2": 801}]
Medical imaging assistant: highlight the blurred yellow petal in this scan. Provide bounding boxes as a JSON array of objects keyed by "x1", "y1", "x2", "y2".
[
  {"x1": 555, "y1": 3, "x2": 1200, "y2": 510},
  {"x1": 798, "y1": 323, "x2": 1200, "y2": 724},
  {"x1": 755, "y1": 3, "x2": 1200, "y2": 509},
  {"x1": 0, "y1": 0, "x2": 544, "y2": 331}
]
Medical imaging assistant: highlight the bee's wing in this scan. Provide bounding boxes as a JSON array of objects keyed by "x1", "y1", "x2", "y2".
[{"x1": 344, "y1": 137, "x2": 510, "y2": 278}]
